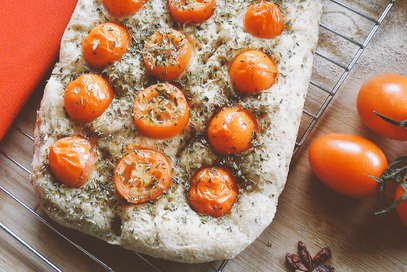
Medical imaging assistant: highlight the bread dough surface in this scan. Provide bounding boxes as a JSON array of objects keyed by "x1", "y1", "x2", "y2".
[{"x1": 31, "y1": 0, "x2": 322, "y2": 263}]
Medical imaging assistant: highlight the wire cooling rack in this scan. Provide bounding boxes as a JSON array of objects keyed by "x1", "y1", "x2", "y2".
[{"x1": 0, "y1": 0, "x2": 396, "y2": 271}]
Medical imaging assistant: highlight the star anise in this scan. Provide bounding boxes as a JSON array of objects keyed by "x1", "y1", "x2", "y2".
[{"x1": 285, "y1": 241, "x2": 334, "y2": 272}]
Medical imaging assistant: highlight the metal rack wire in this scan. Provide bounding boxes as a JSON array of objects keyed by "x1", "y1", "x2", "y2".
[
  {"x1": 0, "y1": 1, "x2": 396, "y2": 271},
  {"x1": 294, "y1": 0, "x2": 397, "y2": 155}
]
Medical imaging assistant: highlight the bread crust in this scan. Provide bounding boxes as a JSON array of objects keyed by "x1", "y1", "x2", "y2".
[{"x1": 31, "y1": 0, "x2": 322, "y2": 263}]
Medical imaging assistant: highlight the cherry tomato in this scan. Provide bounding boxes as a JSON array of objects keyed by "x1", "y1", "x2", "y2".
[
  {"x1": 82, "y1": 23, "x2": 130, "y2": 69},
  {"x1": 357, "y1": 74, "x2": 407, "y2": 141},
  {"x1": 244, "y1": 2, "x2": 285, "y2": 39},
  {"x1": 229, "y1": 50, "x2": 277, "y2": 95},
  {"x1": 208, "y1": 107, "x2": 257, "y2": 155},
  {"x1": 309, "y1": 133, "x2": 388, "y2": 198},
  {"x1": 394, "y1": 184, "x2": 407, "y2": 226},
  {"x1": 169, "y1": 0, "x2": 216, "y2": 25},
  {"x1": 49, "y1": 137, "x2": 95, "y2": 188},
  {"x1": 114, "y1": 149, "x2": 172, "y2": 204},
  {"x1": 188, "y1": 166, "x2": 238, "y2": 217},
  {"x1": 142, "y1": 28, "x2": 191, "y2": 81},
  {"x1": 133, "y1": 83, "x2": 190, "y2": 138},
  {"x1": 103, "y1": 0, "x2": 147, "y2": 17},
  {"x1": 64, "y1": 74, "x2": 114, "y2": 124}
]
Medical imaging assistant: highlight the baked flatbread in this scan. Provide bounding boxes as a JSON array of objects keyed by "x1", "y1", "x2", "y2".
[{"x1": 31, "y1": 0, "x2": 322, "y2": 263}]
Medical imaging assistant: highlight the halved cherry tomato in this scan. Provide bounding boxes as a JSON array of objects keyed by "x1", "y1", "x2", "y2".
[
  {"x1": 103, "y1": 0, "x2": 147, "y2": 17},
  {"x1": 229, "y1": 50, "x2": 277, "y2": 95},
  {"x1": 49, "y1": 137, "x2": 95, "y2": 188},
  {"x1": 395, "y1": 184, "x2": 407, "y2": 226},
  {"x1": 244, "y1": 2, "x2": 285, "y2": 39},
  {"x1": 208, "y1": 107, "x2": 257, "y2": 155},
  {"x1": 357, "y1": 74, "x2": 407, "y2": 141},
  {"x1": 142, "y1": 28, "x2": 191, "y2": 81},
  {"x1": 188, "y1": 166, "x2": 238, "y2": 217},
  {"x1": 309, "y1": 133, "x2": 388, "y2": 198},
  {"x1": 169, "y1": 0, "x2": 216, "y2": 25},
  {"x1": 82, "y1": 23, "x2": 130, "y2": 69},
  {"x1": 133, "y1": 83, "x2": 190, "y2": 138},
  {"x1": 114, "y1": 149, "x2": 172, "y2": 203},
  {"x1": 64, "y1": 74, "x2": 114, "y2": 124}
]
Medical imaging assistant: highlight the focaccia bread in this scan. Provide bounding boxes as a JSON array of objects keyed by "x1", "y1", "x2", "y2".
[{"x1": 31, "y1": 0, "x2": 322, "y2": 263}]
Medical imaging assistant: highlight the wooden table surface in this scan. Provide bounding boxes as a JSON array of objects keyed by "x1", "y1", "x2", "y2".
[{"x1": 1, "y1": 0, "x2": 407, "y2": 271}]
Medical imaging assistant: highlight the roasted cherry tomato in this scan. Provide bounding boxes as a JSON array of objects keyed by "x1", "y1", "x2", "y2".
[
  {"x1": 49, "y1": 137, "x2": 95, "y2": 188},
  {"x1": 133, "y1": 83, "x2": 190, "y2": 138},
  {"x1": 309, "y1": 133, "x2": 388, "y2": 198},
  {"x1": 357, "y1": 74, "x2": 407, "y2": 141},
  {"x1": 169, "y1": 0, "x2": 216, "y2": 25},
  {"x1": 142, "y1": 28, "x2": 191, "y2": 81},
  {"x1": 114, "y1": 149, "x2": 172, "y2": 204},
  {"x1": 244, "y1": 2, "x2": 284, "y2": 39},
  {"x1": 395, "y1": 184, "x2": 407, "y2": 226},
  {"x1": 208, "y1": 107, "x2": 257, "y2": 155},
  {"x1": 64, "y1": 74, "x2": 114, "y2": 124},
  {"x1": 188, "y1": 166, "x2": 238, "y2": 217},
  {"x1": 82, "y1": 23, "x2": 130, "y2": 69},
  {"x1": 103, "y1": 0, "x2": 147, "y2": 17},
  {"x1": 229, "y1": 50, "x2": 277, "y2": 95}
]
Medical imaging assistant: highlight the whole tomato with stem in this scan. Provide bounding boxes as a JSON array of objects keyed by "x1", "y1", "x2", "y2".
[
  {"x1": 309, "y1": 133, "x2": 388, "y2": 198},
  {"x1": 357, "y1": 73, "x2": 407, "y2": 140},
  {"x1": 394, "y1": 183, "x2": 407, "y2": 226},
  {"x1": 371, "y1": 154, "x2": 407, "y2": 226}
]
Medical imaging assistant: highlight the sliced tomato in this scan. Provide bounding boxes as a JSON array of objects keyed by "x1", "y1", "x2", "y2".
[
  {"x1": 142, "y1": 28, "x2": 191, "y2": 81},
  {"x1": 169, "y1": 0, "x2": 216, "y2": 25},
  {"x1": 114, "y1": 149, "x2": 172, "y2": 203},
  {"x1": 133, "y1": 83, "x2": 190, "y2": 139}
]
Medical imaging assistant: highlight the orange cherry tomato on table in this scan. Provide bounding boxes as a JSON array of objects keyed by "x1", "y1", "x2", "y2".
[
  {"x1": 188, "y1": 166, "x2": 238, "y2": 217},
  {"x1": 103, "y1": 0, "x2": 147, "y2": 17},
  {"x1": 309, "y1": 133, "x2": 388, "y2": 198},
  {"x1": 168, "y1": 0, "x2": 216, "y2": 25},
  {"x1": 133, "y1": 83, "x2": 190, "y2": 138},
  {"x1": 229, "y1": 50, "x2": 277, "y2": 95},
  {"x1": 64, "y1": 74, "x2": 114, "y2": 124},
  {"x1": 49, "y1": 137, "x2": 95, "y2": 188},
  {"x1": 142, "y1": 28, "x2": 191, "y2": 81},
  {"x1": 208, "y1": 107, "x2": 257, "y2": 155},
  {"x1": 244, "y1": 2, "x2": 285, "y2": 39},
  {"x1": 114, "y1": 149, "x2": 172, "y2": 204},
  {"x1": 357, "y1": 74, "x2": 407, "y2": 141},
  {"x1": 394, "y1": 184, "x2": 407, "y2": 226},
  {"x1": 82, "y1": 23, "x2": 130, "y2": 69}
]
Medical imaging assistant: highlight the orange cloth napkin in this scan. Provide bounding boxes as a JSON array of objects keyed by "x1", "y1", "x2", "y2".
[{"x1": 0, "y1": 0, "x2": 78, "y2": 141}]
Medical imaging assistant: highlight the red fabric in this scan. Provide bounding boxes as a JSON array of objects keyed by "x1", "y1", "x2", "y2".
[{"x1": 0, "y1": 0, "x2": 78, "y2": 141}]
